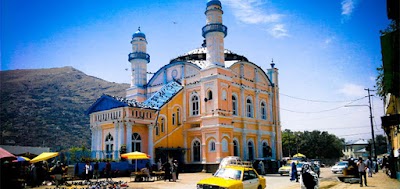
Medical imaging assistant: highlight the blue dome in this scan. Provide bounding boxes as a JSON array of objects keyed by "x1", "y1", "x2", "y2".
[
  {"x1": 132, "y1": 28, "x2": 146, "y2": 39},
  {"x1": 207, "y1": 0, "x2": 221, "y2": 7}
]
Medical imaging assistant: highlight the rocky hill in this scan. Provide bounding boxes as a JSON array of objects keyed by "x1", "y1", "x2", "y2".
[{"x1": 0, "y1": 66, "x2": 129, "y2": 150}]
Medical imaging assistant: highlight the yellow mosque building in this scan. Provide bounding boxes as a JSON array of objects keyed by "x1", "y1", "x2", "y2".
[{"x1": 86, "y1": 0, "x2": 282, "y2": 170}]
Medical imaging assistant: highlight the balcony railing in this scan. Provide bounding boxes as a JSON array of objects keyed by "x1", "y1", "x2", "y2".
[
  {"x1": 202, "y1": 23, "x2": 227, "y2": 38},
  {"x1": 128, "y1": 52, "x2": 150, "y2": 63}
]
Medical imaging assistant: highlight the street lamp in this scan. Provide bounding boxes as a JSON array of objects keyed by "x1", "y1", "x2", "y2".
[{"x1": 344, "y1": 88, "x2": 376, "y2": 158}]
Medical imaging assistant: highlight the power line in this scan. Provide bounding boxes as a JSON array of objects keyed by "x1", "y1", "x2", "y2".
[
  {"x1": 280, "y1": 93, "x2": 367, "y2": 103},
  {"x1": 280, "y1": 96, "x2": 367, "y2": 114}
]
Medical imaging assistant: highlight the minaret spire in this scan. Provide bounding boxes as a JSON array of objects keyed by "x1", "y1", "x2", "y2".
[{"x1": 202, "y1": 0, "x2": 227, "y2": 68}]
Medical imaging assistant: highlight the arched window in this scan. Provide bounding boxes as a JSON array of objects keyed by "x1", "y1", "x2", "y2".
[
  {"x1": 209, "y1": 140, "x2": 216, "y2": 152},
  {"x1": 191, "y1": 95, "x2": 199, "y2": 116},
  {"x1": 207, "y1": 90, "x2": 213, "y2": 100},
  {"x1": 232, "y1": 95, "x2": 238, "y2": 116},
  {"x1": 172, "y1": 113, "x2": 176, "y2": 125},
  {"x1": 132, "y1": 133, "x2": 141, "y2": 152},
  {"x1": 193, "y1": 140, "x2": 201, "y2": 162},
  {"x1": 155, "y1": 125, "x2": 159, "y2": 136},
  {"x1": 246, "y1": 98, "x2": 253, "y2": 118},
  {"x1": 248, "y1": 141, "x2": 254, "y2": 161},
  {"x1": 177, "y1": 108, "x2": 181, "y2": 125},
  {"x1": 161, "y1": 117, "x2": 165, "y2": 132},
  {"x1": 262, "y1": 142, "x2": 272, "y2": 157},
  {"x1": 222, "y1": 138, "x2": 228, "y2": 152},
  {"x1": 105, "y1": 133, "x2": 114, "y2": 159},
  {"x1": 261, "y1": 102, "x2": 267, "y2": 120},
  {"x1": 233, "y1": 140, "x2": 239, "y2": 156}
]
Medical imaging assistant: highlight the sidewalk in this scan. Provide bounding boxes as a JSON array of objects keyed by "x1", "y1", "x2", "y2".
[{"x1": 318, "y1": 172, "x2": 400, "y2": 189}]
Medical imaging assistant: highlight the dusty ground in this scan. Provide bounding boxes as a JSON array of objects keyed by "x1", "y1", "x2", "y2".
[{"x1": 31, "y1": 168, "x2": 400, "y2": 189}]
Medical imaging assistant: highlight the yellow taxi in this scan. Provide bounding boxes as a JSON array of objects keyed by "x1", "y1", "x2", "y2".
[{"x1": 196, "y1": 162, "x2": 266, "y2": 189}]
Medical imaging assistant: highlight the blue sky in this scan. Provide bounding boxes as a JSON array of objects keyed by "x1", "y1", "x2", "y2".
[{"x1": 1, "y1": 0, "x2": 391, "y2": 141}]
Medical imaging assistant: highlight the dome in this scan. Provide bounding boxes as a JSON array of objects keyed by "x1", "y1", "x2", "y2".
[
  {"x1": 207, "y1": 0, "x2": 222, "y2": 7},
  {"x1": 132, "y1": 27, "x2": 146, "y2": 39},
  {"x1": 170, "y1": 47, "x2": 248, "y2": 69}
]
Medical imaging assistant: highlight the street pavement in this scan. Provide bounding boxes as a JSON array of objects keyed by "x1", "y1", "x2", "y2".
[{"x1": 32, "y1": 167, "x2": 400, "y2": 189}]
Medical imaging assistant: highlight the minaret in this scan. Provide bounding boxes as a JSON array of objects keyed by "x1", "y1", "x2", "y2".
[
  {"x1": 126, "y1": 27, "x2": 150, "y2": 101},
  {"x1": 202, "y1": 0, "x2": 227, "y2": 68}
]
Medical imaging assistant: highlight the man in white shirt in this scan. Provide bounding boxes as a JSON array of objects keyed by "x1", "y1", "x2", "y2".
[{"x1": 357, "y1": 157, "x2": 367, "y2": 187}]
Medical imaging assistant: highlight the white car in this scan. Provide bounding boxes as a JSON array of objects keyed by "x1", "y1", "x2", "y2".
[{"x1": 331, "y1": 161, "x2": 348, "y2": 173}]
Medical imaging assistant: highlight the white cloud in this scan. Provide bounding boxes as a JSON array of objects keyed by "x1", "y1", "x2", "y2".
[
  {"x1": 338, "y1": 83, "x2": 365, "y2": 97},
  {"x1": 269, "y1": 24, "x2": 289, "y2": 38},
  {"x1": 222, "y1": 0, "x2": 282, "y2": 24},
  {"x1": 341, "y1": 0, "x2": 359, "y2": 22},
  {"x1": 341, "y1": 0, "x2": 354, "y2": 16},
  {"x1": 221, "y1": 0, "x2": 288, "y2": 38}
]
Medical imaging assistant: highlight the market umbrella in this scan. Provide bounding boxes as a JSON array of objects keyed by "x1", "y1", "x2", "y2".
[
  {"x1": 12, "y1": 156, "x2": 31, "y2": 162},
  {"x1": 121, "y1": 151, "x2": 150, "y2": 172},
  {"x1": 0, "y1": 147, "x2": 16, "y2": 159},
  {"x1": 293, "y1": 153, "x2": 306, "y2": 158},
  {"x1": 30, "y1": 152, "x2": 59, "y2": 164}
]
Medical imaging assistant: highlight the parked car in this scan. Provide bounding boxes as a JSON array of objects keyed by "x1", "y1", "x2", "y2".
[
  {"x1": 294, "y1": 162, "x2": 320, "y2": 178},
  {"x1": 331, "y1": 161, "x2": 349, "y2": 174},
  {"x1": 278, "y1": 163, "x2": 292, "y2": 176},
  {"x1": 197, "y1": 162, "x2": 266, "y2": 189}
]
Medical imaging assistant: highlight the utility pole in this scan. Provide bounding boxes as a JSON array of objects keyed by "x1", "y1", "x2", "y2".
[{"x1": 365, "y1": 88, "x2": 376, "y2": 158}]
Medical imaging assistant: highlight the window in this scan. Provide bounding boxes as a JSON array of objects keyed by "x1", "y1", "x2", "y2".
[
  {"x1": 207, "y1": 90, "x2": 213, "y2": 100},
  {"x1": 105, "y1": 133, "x2": 114, "y2": 159},
  {"x1": 243, "y1": 170, "x2": 257, "y2": 181},
  {"x1": 209, "y1": 140, "x2": 216, "y2": 152},
  {"x1": 177, "y1": 108, "x2": 181, "y2": 125},
  {"x1": 262, "y1": 142, "x2": 272, "y2": 157},
  {"x1": 261, "y1": 102, "x2": 267, "y2": 120},
  {"x1": 172, "y1": 113, "x2": 176, "y2": 125},
  {"x1": 193, "y1": 140, "x2": 201, "y2": 162},
  {"x1": 233, "y1": 140, "x2": 239, "y2": 156},
  {"x1": 155, "y1": 125, "x2": 159, "y2": 136},
  {"x1": 161, "y1": 118, "x2": 165, "y2": 132},
  {"x1": 222, "y1": 139, "x2": 228, "y2": 152},
  {"x1": 191, "y1": 95, "x2": 199, "y2": 116},
  {"x1": 132, "y1": 133, "x2": 141, "y2": 152},
  {"x1": 248, "y1": 141, "x2": 254, "y2": 160},
  {"x1": 246, "y1": 98, "x2": 253, "y2": 118},
  {"x1": 232, "y1": 95, "x2": 238, "y2": 116}
]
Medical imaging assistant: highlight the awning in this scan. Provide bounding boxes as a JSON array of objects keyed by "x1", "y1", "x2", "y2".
[
  {"x1": 0, "y1": 147, "x2": 16, "y2": 159},
  {"x1": 30, "y1": 152, "x2": 59, "y2": 163}
]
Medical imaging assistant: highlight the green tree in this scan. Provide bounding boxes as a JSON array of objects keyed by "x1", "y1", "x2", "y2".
[{"x1": 369, "y1": 134, "x2": 388, "y2": 156}]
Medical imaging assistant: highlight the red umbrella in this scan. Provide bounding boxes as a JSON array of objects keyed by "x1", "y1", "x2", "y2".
[{"x1": 0, "y1": 147, "x2": 16, "y2": 159}]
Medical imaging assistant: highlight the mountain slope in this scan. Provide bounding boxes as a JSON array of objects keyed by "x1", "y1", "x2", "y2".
[{"x1": 0, "y1": 66, "x2": 129, "y2": 150}]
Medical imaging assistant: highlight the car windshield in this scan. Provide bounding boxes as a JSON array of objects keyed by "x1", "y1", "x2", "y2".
[
  {"x1": 338, "y1": 162, "x2": 348, "y2": 166},
  {"x1": 214, "y1": 168, "x2": 242, "y2": 180}
]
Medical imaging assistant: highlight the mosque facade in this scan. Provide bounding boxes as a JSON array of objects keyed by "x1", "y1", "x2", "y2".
[{"x1": 86, "y1": 0, "x2": 282, "y2": 168}]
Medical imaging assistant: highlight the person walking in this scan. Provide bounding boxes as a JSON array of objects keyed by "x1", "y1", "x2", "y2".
[
  {"x1": 171, "y1": 161, "x2": 177, "y2": 182},
  {"x1": 357, "y1": 157, "x2": 367, "y2": 187},
  {"x1": 162, "y1": 161, "x2": 171, "y2": 182},
  {"x1": 52, "y1": 161, "x2": 63, "y2": 188},
  {"x1": 290, "y1": 161, "x2": 298, "y2": 182},
  {"x1": 93, "y1": 161, "x2": 99, "y2": 181},
  {"x1": 105, "y1": 160, "x2": 112, "y2": 181},
  {"x1": 366, "y1": 156, "x2": 373, "y2": 177},
  {"x1": 84, "y1": 161, "x2": 92, "y2": 182},
  {"x1": 258, "y1": 161, "x2": 265, "y2": 175}
]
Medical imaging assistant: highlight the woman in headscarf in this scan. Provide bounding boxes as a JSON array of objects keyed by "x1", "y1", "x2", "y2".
[{"x1": 290, "y1": 161, "x2": 298, "y2": 182}]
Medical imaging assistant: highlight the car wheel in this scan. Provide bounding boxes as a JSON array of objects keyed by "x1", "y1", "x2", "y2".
[
  {"x1": 332, "y1": 171, "x2": 336, "y2": 174},
  {"x1": 280, "y1": 173, "x2": 283, "y2": 176}
]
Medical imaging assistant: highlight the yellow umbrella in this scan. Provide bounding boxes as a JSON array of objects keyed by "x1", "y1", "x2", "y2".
[
  {"x1": 121, "y1": 151, "x2": 150, "y2": 172},
  {"x1": 30, "y1": 152, "x2": 59, "y2": 163},
  {"x1": 293, "y1": 153, "x2": 306, "y2": 158}
]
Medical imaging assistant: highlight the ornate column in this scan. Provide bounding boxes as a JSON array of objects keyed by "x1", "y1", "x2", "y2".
[
  {"x1": 127, "y1": 123, "x2": 132, "y2": 152},
  {"x1": 90, "y1": 125, "x2": 95, "y2": 159},
  {"x1": 147, "y1": 124, "x2": 154, "y2": 164},
  {"x1": 257, "y1": 133, "x2": 262, "y2": 158},
  {"x1": 119, "y1": 122, "x2": 125, "y2": 150}
]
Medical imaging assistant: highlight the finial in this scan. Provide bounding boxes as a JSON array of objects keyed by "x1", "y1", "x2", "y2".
[
  {"x1": 138, "y1": 26, "x2": 141, "y2": 31},
  {"x1": 270, "y1": 58, "x2": 275, "y2": 68}
]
